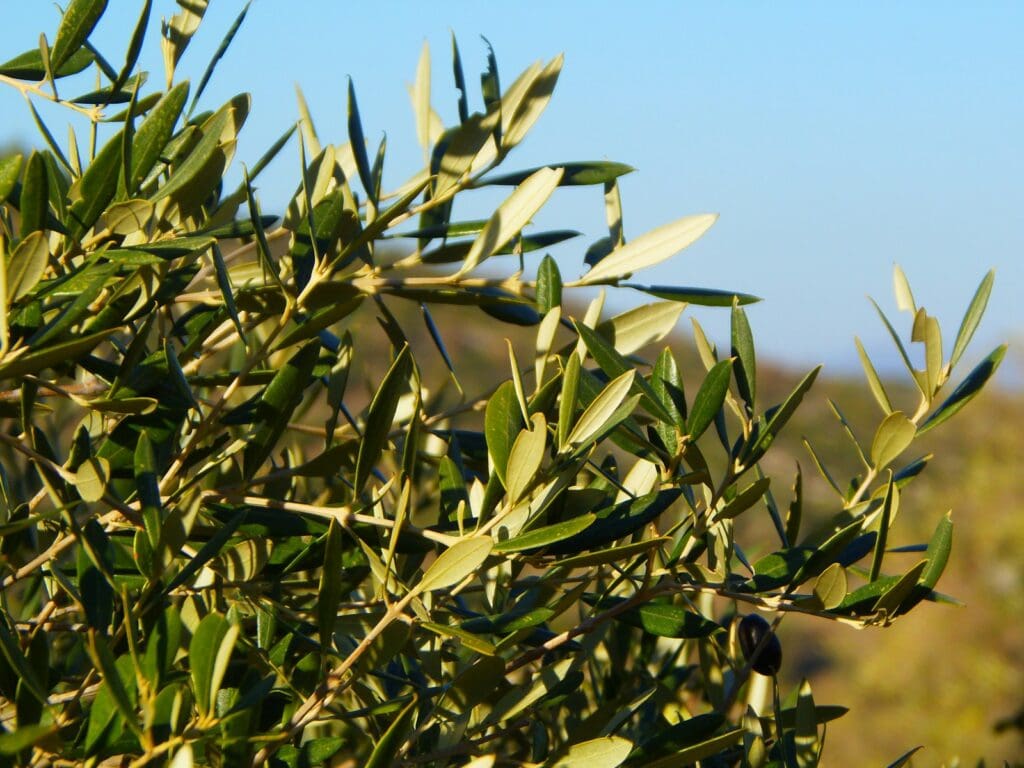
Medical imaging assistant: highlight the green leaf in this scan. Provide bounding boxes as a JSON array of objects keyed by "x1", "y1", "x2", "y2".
[
  {"x1": 354, "y1": 345, "x2": 413, "y2": 492},
  {"x1": 854, "y1": 337, "x2": 893, "y2": 414},
  {"x1": 121, "y1": 81, "x2": 189, "y2": 197},
  {"x1": 416, "y1": 537, "x2": 494, "y2": 594},
  {"x1": 687, "y1": 359, "x2": 733, "y2": 442},
  {"x1": 892, "y1": 264, "x2": 916, "y2": 313},
  {"x1": 493, "y1": 513, "x2": 595, "y2": 553},
  {"x1": 317, "y1": 519, "x2": 344, "y2": 654},
  {"x1": 0, "y1": 46, "x2": 93, "y2": 79},
  {"x1": 609, "y1": 599, "x2": 720, "y2": 639},
  {"x1": 6, "y1": 231, "x2": 49, "y2": 302},
  {"x1": 949, "y1": 270, "x2": 994, "y2": 369},
  {"x1": 596, "y1": 301, "x2": 685, "y2": 357},
  {"x1": 553, "y1": 736, "x2": 633, "y2": 768},
  {"x1": 189, "y1": 1, "x2": 250, "y2": 115},
  {"x1": 433, "y1": 109, "x2": 500, "y2": 199},
  {"x1": 574, "y1": 321, "x2": 674, "y2": 424},
  {"x1": 455, "y1": 166, "x2": 563, "y2": 276},
  {"x1": 18, "y1": 151, "x2": 48, "y2": 237},
  {"x1": 347, "y1": 78, "x2": 375, "y2": 201},
  {"x1": 731, "y1": 302, "x2": 756, "y2": 413},
  {"x1": 74, "y1": 456, "x2": 110, "y2": 503},
  {"x1": 243, "y1": 341, "x2": 320, "y2": 478},
  {"x1": 364, "y1": 696, "x2": 417, "y2": 768},
  {"x1": 885, "y1": 746, "x2": 924, "y2": 768},
  {"x1": 0, "y1": 153, "x2": 22, "y2": 205},
  {"x1": 741, "y1": 365, "x2": 821, "y2": 466},
  {"x1": 50, "y1": 0, "x2": 107, "y2": 72},
  {"x1": 580, "y1": 213, "x2": 717, "y2": 285},
  {"x1": 0, "y1": 329, "x2": 113, "y2": 383},
  {"x1": 870, "y1": 298, "x2": 924, "y2": 396},
  {"x1": 486, "y1": 380, "x2": 525, "y2": 487},
  {"x1": 537, "y1": 253, "x2": 563, "y2": 314},
  {"x1": 869, "y1": 475, "x2": 897, "y2": 582},
  {"x1": 623, "y1": 283, "x2": 760, "y2": 306},
  {"x1": 88, "y1": 636, "x2": 141, "y2": 737},
  {"x1": 564, "y1": 370, "x2": 636, "y2": 450},
  {"x1": 812, "y1": 563, "x2": 848, "y2": 610},
  {"x1": 67, "y1": 128, "x2": 126, "y2": 241},
  {"x1": 0, "y1": 724, "x2": 59, "y2": 755},
  {"x1": 870, "y1": 411, "x2": 916, "y2": 469},
  {"x1": 553, "y1": 537, "x2": 668, "y2": 569},
  {"x1": 503, "y1": 55, "x2": 563, "y2": 150},
  {"x1": 152, "y1": 95, "x2": 249, "y2": 208},
  {"x1": 482, "y1": 161, "x2": 634, "y2": 187},
  {"x1": 918, "y1": 344, "x2": 1006, "y2": 435},
  {"x1": 713, "y1": 477, "x2": 770, "y2": 522},
  {"x1": 546, "y1": 488, "x2": 681, "y2": 555},
  {"x1": 189, "y1": 613, "x2": 238, "y2": 718},
  {"x1": 872, "y1": 559, "x2": 928, "y2": 616},
  {"x1": 506, "y1": 413, "x2": 547, "y2": 503},
  {"x1": 919, "y1": 512, "x2": 953, "y2": 591},
  {"x1": 421, "y1": 621, "x2": 497, "y2": 655}
]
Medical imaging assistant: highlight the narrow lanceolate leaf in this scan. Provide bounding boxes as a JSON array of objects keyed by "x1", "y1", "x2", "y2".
[
  {"x1": 870, "y1": 411, "x2": 915, "y2": 470},
  {"x1": 50, "y1": 0, "x2": 107, "y2": 72},
  {"x1": 731, "y1": 303, "x2": 756, "y2": 413},
  {"x1": 354, "y1": 345, "x2": 414, "y2": 493},
  {"x1": 949, "y1": 270, "x2": 994, "y2": 369},
  {"x1": 493, "y1": 513, "x2": 595, "y2": 553},
  {"x1": 855, "y1": 337, "x2": 892, "y2": 414},
  {"x1": 243, "y1": 341, "x2": 320, "y2": 478},
  {"x1": 918, "y1": 344, "x2": 1006, "y2": 435},
  {"x1": 0, "y1": 329, "x2": 113, "y2": 383},
  {"x1": 579, "y1": 213, "x2": 718, "y2": 285},
  {"x1": 596, "y1": 301, "x2": 685, "y2": 357},
  {"x1": 18, "y1": 151, "x2": 48, "y2": 236},
  {"x1": 67, "y1": 128, "x2": 125, "y2": 240},
  {"x1": 0, "y1": 154, "x2": 22, "y2": 205},
  {"x1": 347, "y1": 78, "x2": 374, "y2": 199},
  {"x1": 506, "y1": 413, "x2": 547, "y2": 503},
  {"x1": 869, "y1": 475, "x2": 896, "y2": 582},
  {"x1": 317, "y1": 519, "x2": 344, "y2": 653},
  {"x1": 651, "y1": 347, "x2": 686, "y2": 429},
  {"x1": 536, "y1": 253, "x2": 562, "y2": 314},
  {"x1": 557, "y1": 351, "x2": 580, "y2": 449},
  {"x1": 481, "y1": 161, "x2": 634, "y2": 187},
  {"x1": 120, "y1": 81, "x2": 189, "y2": 196},
  {"x1": 189, "y1": 613, "x2": 231, "y2": 718},
  {"x1": 455, "y1": 166, "x2": 563, "y2": 277},
  {"x1": 412, "y1": 41, "x2": 432, "y2": 153},
  {"x1": 919, "y1": 512, "x2": 953, "y2": 590},
  {"x1": 893, "y1": 264, "x2": 916, "y2": 312},
  {"x1": 610, "y1": 600, "x2": 720, "y2": 639},
  {"x1": 870, "y1": 298, "x2": 924, "y2": 395},
  {"x1": 740, "y1": 365, "x2": 821, "y2": 465},
  {"x1": 6, "y1": 231, "x2": 49, "y2": 301},
  {"x1": 365, "y1": 698, "x2": 418, "y2": 768},
  {"x1": 624, "y1": 284, "x2": 760, "y2": 306},
  {"x1": 189, "y1": 1, "x2": 250, "y2": 115},
  {"x1": 713, "y1": 477, "x2": 771, "y2": 522},
  {"x1": 486, "y1": 380, "x2": 525, "y2": 487},
  {"x1": 554, "y1": 736, "x2": 633, "y2": 768},
  {"x1": 417, "y1": 537, "x2": 493, "y2": 594},
  {"x1": 564, "y1": 370, "x2": 635, "y2": 449},
  {"x1": 503, "y1": 54, "x2": 563, "y2": 150},
  {"x1": 687, "y1": 359, "x2": 733, "y2": 442}
]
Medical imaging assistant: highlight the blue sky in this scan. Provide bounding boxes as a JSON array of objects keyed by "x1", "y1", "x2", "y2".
[{"x1": 1, "y1": 2, "x2": 1021, "y2": 383}]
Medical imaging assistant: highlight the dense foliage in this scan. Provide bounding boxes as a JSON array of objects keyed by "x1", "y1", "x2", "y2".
[{"x1": 0, "y1": 2, "x2": 1005, "y2": 766}]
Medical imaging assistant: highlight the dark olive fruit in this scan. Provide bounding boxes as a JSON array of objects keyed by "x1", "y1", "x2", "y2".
[{"x1": 738, "y1": 613, "x2": 783, "y2": 676}]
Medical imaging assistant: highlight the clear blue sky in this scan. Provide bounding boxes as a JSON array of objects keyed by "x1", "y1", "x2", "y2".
[{"x1": 2, "y1": 1, "x2": 1021, "y2": 384}]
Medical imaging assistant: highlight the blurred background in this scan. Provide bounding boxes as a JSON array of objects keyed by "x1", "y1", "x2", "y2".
[{"x1": 1, "y1": 2, "x2": 1021, "y2": 763}]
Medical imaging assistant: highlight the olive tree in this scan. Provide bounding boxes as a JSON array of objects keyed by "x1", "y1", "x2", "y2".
[{"x1": 0, "y1": 2, "x2": 1004, "y2": 766}]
